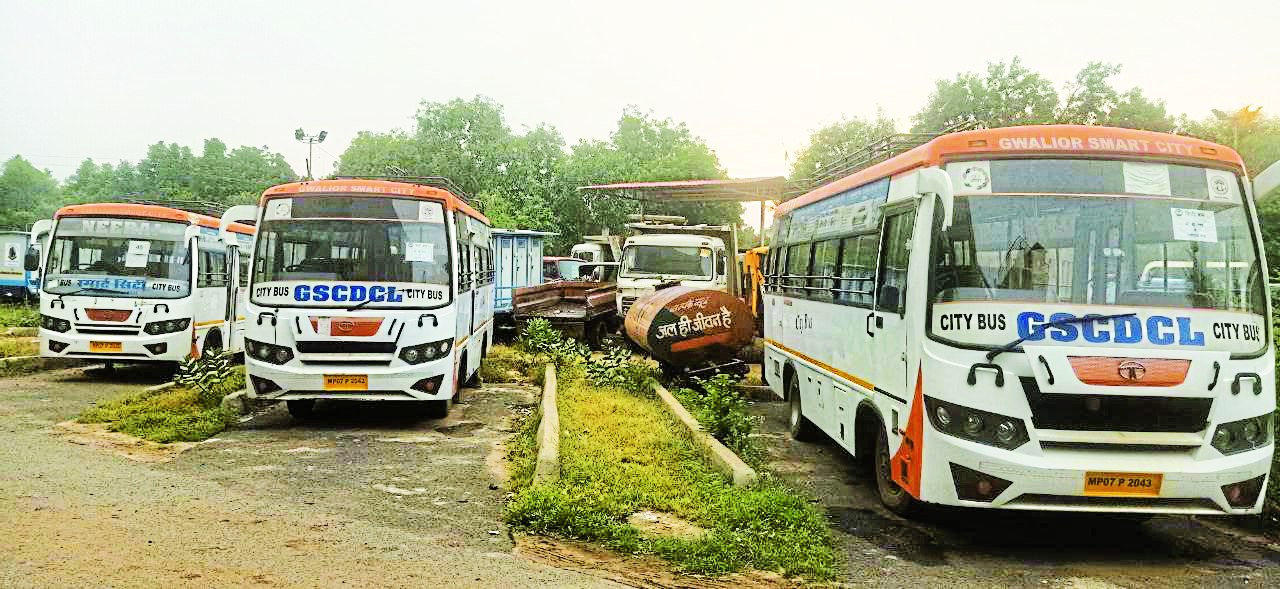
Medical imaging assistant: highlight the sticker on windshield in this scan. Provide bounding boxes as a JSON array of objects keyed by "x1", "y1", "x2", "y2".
[
  {"x1": 1170, "y1": 208, "x2": 1217, "y2": 242},
  {"x1": 405, "y1": 242, "x2": 434, "y2": 262},
  {"x1": 1123, "y1": 162, "x2": 1171, "y2": 196},
  {"x1": 265, "y1": 198, "x2": 292, "y2": 220},
  {"x1": 418, "y1": 203, "x2": 444, "y2": 224},
  {"x1": 125, "y1": 240, "x2": 151, "y2": 268},
  {"x1": 1205, "y1": 169, "x2": 1239, "y2": 202}
]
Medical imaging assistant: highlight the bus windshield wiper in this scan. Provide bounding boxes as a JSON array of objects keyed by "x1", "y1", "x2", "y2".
[
  {"x1": 61, "y1": 287, "x2": 128, "y2": 298},
  {"x1": 346, "y1": 298, "x2": 377, "y2": 312},
  {"x1": 985, "y1": 312, "x2": 1137, "y2": 361}
]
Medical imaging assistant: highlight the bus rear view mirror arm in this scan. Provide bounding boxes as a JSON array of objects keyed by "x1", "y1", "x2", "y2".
[
  {"x1": 220, "y1": 205, "x2": 259, "y2": 245},
  {"x1": 419, "y1": 313, "x2": 438, "y2": 327},
  {"x1": 1254, "y1": 160, "x2": 1280, "y2": 202},
  {"x1": 917, "y1": 168, "x2": 955, "y2": 230}
]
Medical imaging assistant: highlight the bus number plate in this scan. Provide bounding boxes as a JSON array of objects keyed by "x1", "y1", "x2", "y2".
[
  {"x1": 89, "y1": 341, "x2": 122, "y2": 353},
  {"x1": 1083, "y1": 472, "x2": 1162, "y2": 497},
  {"x1": 324, "y1": 374, "x2": 368, "y2": 391}
]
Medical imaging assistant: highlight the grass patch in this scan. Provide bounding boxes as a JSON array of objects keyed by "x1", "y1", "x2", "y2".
[
  {"x1": 0, "y1": 304, "x2": 38, "y2": 327},
  {"x1": 479, "y1": 345, "x2": 542, "y2": 383},
  {"x1": 505, "y1": 373, "x2": 837, "y2": 580},
  {"x1": 78, "y1": 365, "x2": 245, "y2": 444},
  {"x1": 0, "y1": 337, "x2": 37, "y2": 358}
]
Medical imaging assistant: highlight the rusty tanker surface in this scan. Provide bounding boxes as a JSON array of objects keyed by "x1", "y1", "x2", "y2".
[{"x1": 623, "y1": 286, "x2": 754, "y2": 371}]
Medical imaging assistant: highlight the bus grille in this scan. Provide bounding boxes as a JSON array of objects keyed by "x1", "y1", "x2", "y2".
[
  {"x1": 1019, "y1": 377, "x2": 1211, "y2": 433},
  {"x1": 295, "y1": 341, "x2": 396, "y2": 354},
  {"x1": 620, "y1": 296, "x2": 637, "y2": 315}
]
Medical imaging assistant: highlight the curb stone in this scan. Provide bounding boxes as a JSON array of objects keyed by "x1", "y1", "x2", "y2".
[
  {"x1": 0, "y1": 355, "x2": 86, "y2": 372},
  {"x1": 220, "y1": 389, "x2": 250, "y2": 415},
  {"x1": 652, "y1": 381, "x2": 758, "y2": 487},
  {"x1": 533, "y1": 364, "x2": 560, "y2": 485}
]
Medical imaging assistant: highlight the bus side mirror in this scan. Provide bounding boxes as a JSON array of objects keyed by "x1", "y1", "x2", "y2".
[
  {"x1": 1254, "y1": 160, "x2": 1280, "y2": 202},
  {"x1": 716, "y1": 254, "x2": 726, "y2": 276},
  {"x1": 917, "y1": 168, "x2": 955, "y2": 230},
  {"x1": 23, "y1": 248, "x2": 38, "y2": 272}
]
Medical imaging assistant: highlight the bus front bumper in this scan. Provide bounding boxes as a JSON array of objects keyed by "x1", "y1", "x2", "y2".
[
  {"x1": 39, "y1": 329, "x2": 192, "y2": 362},
  {"x1": 921, "y1": 430, "x2": 1273, "y2": 514},
  {"x1": 244, "y1": 355, "x2": 456, "y2": 402}
]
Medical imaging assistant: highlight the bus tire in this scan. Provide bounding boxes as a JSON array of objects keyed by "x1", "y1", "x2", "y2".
[
  {"x1": 462, "y1": 354, "x2": 480, "y2": 388},
  {"x1": 875, "y1": 426, "x2": 917, "y2": 516},
  {"x1": 585, "y1": 319, "x2": 608, "y2": 350},
  {"x1": 787, "y1": 374, "x2": 819, "y2": 441},
  {"x1": 286, "y1": 399, "x2": 315, "y2": 419},
  {"x1": 202, "y1": 330, "x2": 223, "y2": 356},
  {"x1": 426, "y1": 398, "x2": 451, "y2": 419}
]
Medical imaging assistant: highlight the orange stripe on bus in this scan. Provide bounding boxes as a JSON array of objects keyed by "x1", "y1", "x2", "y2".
[
  {"x1": 193, "y1": 320, "x2": 224, "y2": 328},
  {"x1": 891, "y1": 366, "x2": 925, "y2": 499},
  {"x1": 764, "y1": 338, "x2": 875, "y2": 392}
]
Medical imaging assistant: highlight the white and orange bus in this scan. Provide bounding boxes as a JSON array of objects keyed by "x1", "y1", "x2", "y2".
[
  {"x1": 221, "y1": 178, "x2": 494, "y2": 418},
  {"x1": 764, "y1": 125, "x2": 1276, "y2": 516},
  {"x1": 34, "y1": 203, "x2": 255, "y2": 364}
]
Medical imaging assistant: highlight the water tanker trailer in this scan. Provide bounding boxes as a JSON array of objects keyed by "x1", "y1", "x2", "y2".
[{"x1": 623, "y1": 285, "x2": 754, "y2": 377}]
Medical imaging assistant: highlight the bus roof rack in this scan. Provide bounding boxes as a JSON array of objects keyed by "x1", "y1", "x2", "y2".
[
  {"x1": 122, "y1": 197, "x2": 230, "y2": 219},
  {"x1": 329, "y1": 175, "x2": 472, "y2": 202},
  {"x1": 786, "y1": 121, "x2": 977, "y2": 199}
]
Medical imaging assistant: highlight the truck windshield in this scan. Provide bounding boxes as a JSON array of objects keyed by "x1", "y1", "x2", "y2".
[
  {"x1": 43, "y1": 217, "x2": 191, "y2": 299},
  {"x1": 622, "y1": 245, "x2": 713, "y2": 278},
  {"x1": 250, "y1": 196, "x2": 452, "y2": 309},
  {"x1": 931, "y1": 192, "x2": 1266, "y2": 353}
]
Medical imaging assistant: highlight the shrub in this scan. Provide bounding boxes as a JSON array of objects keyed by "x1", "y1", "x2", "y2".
[
  {"x1": 586, "y1": 344, "x2": 659, "y2": 395},
  {"x1": 673, "y1": 374, "x2": 760, "y2": 462},
  {"x1": 517, "y1": 318, "x2": 588, "y2": 375}
]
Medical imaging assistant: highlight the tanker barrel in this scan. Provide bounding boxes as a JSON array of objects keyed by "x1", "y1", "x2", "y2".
[{"x1": 623, "y1": 286, "x2": 755, "y2": 368}]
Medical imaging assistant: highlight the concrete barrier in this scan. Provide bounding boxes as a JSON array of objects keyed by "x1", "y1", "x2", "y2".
[
  {"x1": 1, "y1": 327, "x2": 38, "y2": 337},
  {"x1": 651, "y1": 381, "x2": 758, "y2": 487},
  {"x1": 0, "y1": 355, "x2": 86, "y2": 373},
  {"x1": 533, "y1": 364, "x2": 560, "y2": 485}
]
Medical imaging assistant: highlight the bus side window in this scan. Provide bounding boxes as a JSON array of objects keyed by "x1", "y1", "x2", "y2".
[
  {"x1": 875, "y1": 211, "x2": 915, "y2": 315},
  {"x1": 810, "y1": 239, "x2": 839, "y2": 301},
  {"x1": 785, "y1": 243, "x2": 811, "y2": 296}
]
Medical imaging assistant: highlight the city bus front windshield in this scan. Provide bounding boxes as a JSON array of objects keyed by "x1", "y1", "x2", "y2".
[
  {"x1": 930, "y1": 192, "x2": 1266, "y2": 353},
  {"x1": 43, "y1": 217, "x2": 192, "y2": 299},
  {"x1": 250, "y1": 196, "x2": 452, "y2": 309},
  {"x1": 622, "y1": 245, "x2": 713, "y2": 278}
]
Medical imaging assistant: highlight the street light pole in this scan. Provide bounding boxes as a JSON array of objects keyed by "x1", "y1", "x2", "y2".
[{"x1": 294, "y1": 128, "x2": 328, "y2": 180}]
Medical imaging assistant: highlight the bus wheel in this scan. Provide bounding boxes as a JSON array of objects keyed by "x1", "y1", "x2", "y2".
[
  {"x1": 585, "y1": 320, "x2": 608, "y2": 350},
  {"x1": 787, "y1": 375, "x2": 819, "y2": 441},
  {"x1": 286, "y1": 399, "x2": 315, "y2": 419},
  {"x1": 462, "y1": 354, "x2": 480, "y2": 388},
  {"x1": 426, "y1": 398, "x2": 451, "y2": 419},
  {"x1": 202, "y1": 331, "x2": 223, "y2": 356},
  {"x1": 875, "y1": 426, "x2": 916, "y2": 515}
]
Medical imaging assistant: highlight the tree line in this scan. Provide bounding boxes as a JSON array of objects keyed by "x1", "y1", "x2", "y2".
[{"x1": 2, "y1": 57, "x2": 1277, "y2": 256}]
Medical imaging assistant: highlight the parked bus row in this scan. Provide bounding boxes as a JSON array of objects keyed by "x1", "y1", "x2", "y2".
[{"x1": 19, "y1": 124, "x2": 1278, "y2": 519}]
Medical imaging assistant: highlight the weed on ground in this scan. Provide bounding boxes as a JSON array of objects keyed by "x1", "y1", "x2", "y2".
[
  {"x1": 505, "y1": 373, "x2": 837, "y2": 579},
  {"x1": 0, "y1": 304, "x2": 38, "y2": 327},
  {"x1": 78, "y1": 359, "x2": 245, "y2": 444},
  {"x1": 0, "y1": 337, "x2": 37, "y2": 358}
]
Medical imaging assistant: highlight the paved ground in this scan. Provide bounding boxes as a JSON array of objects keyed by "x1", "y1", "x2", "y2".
[
  {"x1": 749, "y1": 398, "x2": 1280, "y2": 588},
  {"x1": 0, "y1": 364, "x2": 617, "y2": 588}
]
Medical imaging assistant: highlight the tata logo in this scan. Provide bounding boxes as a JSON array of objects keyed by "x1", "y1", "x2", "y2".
[
  {"x1": 335, "y1": 320, "x2": 355, "y2": 333},
  {"x1": 1118, "y1": 360, "x2": 1147, "y2": 381},
  {"x1": 1017, "y1": 311, "x2": 1205, "y2": 347}
]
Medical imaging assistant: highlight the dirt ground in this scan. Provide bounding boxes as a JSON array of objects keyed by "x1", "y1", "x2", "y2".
[
  {"x1": 748, "y1": 397, "x2": 1280, "y2": 588},
  {"x1": 0, "y1": 364, "x2": 618, "y2": 588}
]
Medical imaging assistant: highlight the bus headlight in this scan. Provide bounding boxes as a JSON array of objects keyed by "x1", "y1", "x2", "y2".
[
  {"x1": 1212, "y1": 414, "x2": 1272, "y2": 455},
  {"x1": 41, "y1": 315, "x2": 71, "y2": 333},
  {"x1": 244, "y1": 338, "x2": 294, "y2": 365},
  {"x1": 399, "y1": 338, "x2": 454, "y2": 365},
  {"x1": 924, "y1": 396, "x2": 1029, "y2": 450},
  {"x1": 143, "y1": 318, "x2": 191, "y2": 335}
]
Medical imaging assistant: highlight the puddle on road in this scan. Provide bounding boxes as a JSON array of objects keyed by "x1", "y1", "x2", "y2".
[{"x1": 827, "y1": 507, "x2": 947, "y2": 566}]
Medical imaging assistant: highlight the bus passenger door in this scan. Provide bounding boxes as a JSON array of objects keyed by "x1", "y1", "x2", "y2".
[{"x1": 868, "y1": 209, "x2": 916, "y2": 407}]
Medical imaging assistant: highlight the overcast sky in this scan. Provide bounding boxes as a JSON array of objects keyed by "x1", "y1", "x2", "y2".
[{"x1": 3, "y1": 0, "x2": 1278, "y2": 226}]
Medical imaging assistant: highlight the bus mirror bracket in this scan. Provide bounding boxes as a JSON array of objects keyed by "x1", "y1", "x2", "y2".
[
  {"x1": 1253, "y1": 160, "x2": 1280, "y2": 202},
  {"x1": 917, "y1": 168, "x2": 955, "y2": 230},
  {"x1": 219, "y1": 205, "x2": 259, "y2": 246},
  {"x1": 183, "y1": 225, "x2": 202, "y2": 243}
]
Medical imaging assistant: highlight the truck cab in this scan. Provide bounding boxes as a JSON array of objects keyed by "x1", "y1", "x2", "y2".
[{"x1": 617, "y1": 233, "x2": 729, "y2": 316}]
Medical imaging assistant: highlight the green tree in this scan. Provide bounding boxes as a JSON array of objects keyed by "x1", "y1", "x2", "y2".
[
  {"x1": 0, "y1": 156, "x2": 62, "y2": 229},
  {"x1": 789, "y1": 111, "x2": 897, "y2": 181},
  {"x1": 911, "y1": 57, "x2": 1059, "y2": 132}
]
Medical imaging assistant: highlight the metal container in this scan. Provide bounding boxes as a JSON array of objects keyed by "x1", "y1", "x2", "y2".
[{"x1": 624, "y1": 285, "x2": 754, "y2": 368}]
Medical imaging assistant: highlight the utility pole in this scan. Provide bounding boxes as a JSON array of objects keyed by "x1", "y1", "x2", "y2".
[{"x1": 294, "y1": 128, "x2": 328, "y2": 180}]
